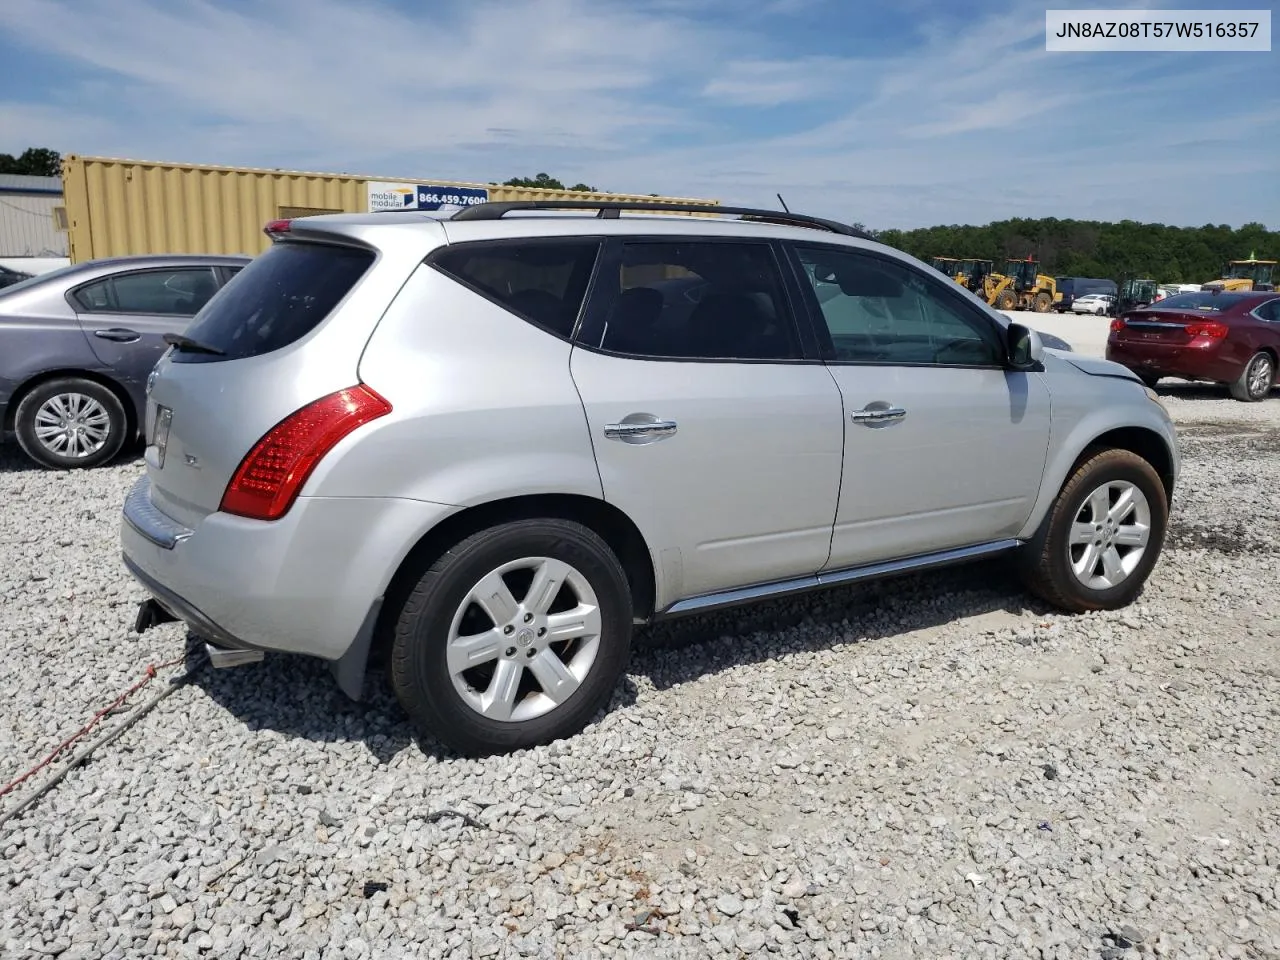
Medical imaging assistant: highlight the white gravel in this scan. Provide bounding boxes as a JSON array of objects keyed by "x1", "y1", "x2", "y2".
[{"x1": 2, "y1": 383, "x2": 1279, "y2": 960}]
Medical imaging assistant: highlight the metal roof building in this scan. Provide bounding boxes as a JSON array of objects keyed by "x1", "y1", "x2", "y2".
[{"x1": 0, "y1": 174, "x2": 67, "y2": 257}]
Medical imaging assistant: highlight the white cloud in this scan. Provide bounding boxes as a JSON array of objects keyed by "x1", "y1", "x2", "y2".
[{"x1": 2, "y1": 0, "x2": 1276, "y2": 229}]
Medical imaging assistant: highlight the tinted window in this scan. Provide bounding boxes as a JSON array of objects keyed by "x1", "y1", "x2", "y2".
[
  {"x1": 598, "y1": 241, "x2": 799, "y2": 360},
  {"x1": 1255, "y1": 299, "x2": 1280, "y2": 322},
  {"x1": 432, "y1": 240, "x2": 601, "y2": 339},
  {"x1": 172, "y1": 242, "x2": 374, "y2": 363},
  {"x1": 72, "y1": 268, "x2": 219, "y2": 315},
  {"x1": 796, "y1": 246, "x2": 1002, "y2": 366},
  {"x1": 1154, "y1": 292, "x2": 1249, "y2": 312}
]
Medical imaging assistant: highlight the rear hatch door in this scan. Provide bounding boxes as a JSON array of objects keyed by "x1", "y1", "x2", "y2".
[{"x1": 144, "y1": 237, "x2": 382, "y2": 528}]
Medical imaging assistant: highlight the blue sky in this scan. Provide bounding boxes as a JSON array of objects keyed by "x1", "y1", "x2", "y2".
[{"x1": 1, "y1": 0, "x2": 1276, "y2": 229}]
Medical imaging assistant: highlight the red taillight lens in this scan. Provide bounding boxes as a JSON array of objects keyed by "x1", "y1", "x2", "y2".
[
  {"x1": 263, "y1": 218, "x2": 292, "y2": 237},
  {"x1": 1185, "y1": 321, "x2": 1228, "y2": 340},
  {"x1": 1110, "y1": 318, "x2": 1126, "y2": 333},
  {"x1": 220, "y1": 385, "x2": 392, "y2": 520}
]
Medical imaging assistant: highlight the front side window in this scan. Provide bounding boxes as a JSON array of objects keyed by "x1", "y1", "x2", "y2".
[
  {"x1": 72, "y1": 268, "x2": 219, "y2": 316},
  {"x1": 795, "y1": 245, "x2": 1003, "y2": 367},
  {"x1": 597, "y1": 240, "x2": 800, "y2": 361},
  {"x1": 432, "y1": 239, "x2": 601, "y2": 339}
]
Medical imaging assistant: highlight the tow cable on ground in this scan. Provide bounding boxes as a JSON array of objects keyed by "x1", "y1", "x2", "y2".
[{"x1": 0, "y1": 646, "x2": 207, "y2": 831}]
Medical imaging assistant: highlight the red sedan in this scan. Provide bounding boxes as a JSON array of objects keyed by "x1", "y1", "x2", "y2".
[{"x1": 1106, "y1": 290, "x2": 1280, "y2": 402}]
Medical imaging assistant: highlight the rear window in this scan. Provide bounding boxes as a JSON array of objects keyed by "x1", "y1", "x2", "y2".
[
  {"x1": 430, "y1": 239, "x2": 601, "y2": 339},
  {"x1": 1152, "y1": 292, "x2": 1249, "y2": 312},
  {"x1": 170, "y1": 241, "x2": 374, "y2": 363}
]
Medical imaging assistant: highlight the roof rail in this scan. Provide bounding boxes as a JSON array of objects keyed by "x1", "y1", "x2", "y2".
[{"x1": 448, "y1": 200, "x2": 874, "y2": 240}]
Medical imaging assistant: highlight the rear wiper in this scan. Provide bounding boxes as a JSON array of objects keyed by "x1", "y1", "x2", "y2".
[{"x1": 163, "y1": 333, "x2": 225, "y2": 356}]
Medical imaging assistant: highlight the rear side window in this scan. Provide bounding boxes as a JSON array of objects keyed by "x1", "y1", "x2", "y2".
[
  {"x1": 171, "y1": 242, "x2": 374, "y2": 363},
  {"x1": 72, "y1": 268, "x2": 219, "y2": 316},
  {"x1": 431, "y1": 239, "x2": 601, "y2": 339}
]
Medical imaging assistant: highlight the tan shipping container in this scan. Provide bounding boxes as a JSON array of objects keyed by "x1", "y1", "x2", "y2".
[{"x1": 60, "y1": 155, "x2": 720, "y2": 263}]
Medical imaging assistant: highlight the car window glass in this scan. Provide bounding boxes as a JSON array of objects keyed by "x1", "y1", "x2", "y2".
[
  {"x1": 113, "y1": 269, "x2": 219, "y2": 315},
  {"x1": 432, "y1": 240, "x2": 601, "y2": 339},
  {"x1": 175, "y1": 243, "x2": 374, "y2": 363},
  {"x1": 599, "y1": 241, "x2": 799, "y2": 360},
  {"x1": 74, "y1": 268, "x2": 220, "y2": 316},
  {"x1": 72, "y1": 277, "x2": 115, "y2": 311},
  {"x1": 796, "y1": 246, "x2": 1001, "y2": 366}
]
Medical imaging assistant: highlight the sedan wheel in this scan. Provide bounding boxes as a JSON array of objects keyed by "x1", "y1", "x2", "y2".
[
  {"x1": 1229, "y1": 351, "x2": 1274, "y2": 402},
  {"x1": 14, "y1": 377, "x2": 128, "y2": 470},
  {"x1": 391, "y1": 518, "x2": 633, "y2": 755}
]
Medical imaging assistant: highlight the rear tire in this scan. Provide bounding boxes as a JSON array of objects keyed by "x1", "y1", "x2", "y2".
[
  {"x1": 390, "y1": 519, "x2": 633, "y2": 756},
  {"x1": 1018, "y1": 448, "x2": 1168, "y2": 613},
  {"x1": 1033, "y1": 292, "x2": 1052, "y2": 313},
  {"x1": 1228, "y1": 351, "x2": 1274, "y2": 402},
  {"x1": 14, "y1": 377, "x2": 128, "y2": 470}
]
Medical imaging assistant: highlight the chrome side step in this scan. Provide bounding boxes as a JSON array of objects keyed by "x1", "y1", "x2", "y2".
[
  {"x1": 204, "y1": 643, "x2": 265, "y2": 669},
  {"x1": 660, "y1": 539, "x2": 1021, "y2": 618}
]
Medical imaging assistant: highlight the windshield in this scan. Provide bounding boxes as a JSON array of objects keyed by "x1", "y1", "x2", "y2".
[{"x1": 1153, "y1": 292, "x2": 1249, "y2": 311}]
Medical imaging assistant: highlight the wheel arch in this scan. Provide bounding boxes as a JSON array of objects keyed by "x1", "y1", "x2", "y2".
[
  {"x1": 4, "y1": 367, "x2": 140, "y2": 441},
  {"x1": 1020, "y1": 418, "x2": 1178, "y2": 541},
  {"x1": 366, "y1": 492, "x2": 657, "y2": 665}
]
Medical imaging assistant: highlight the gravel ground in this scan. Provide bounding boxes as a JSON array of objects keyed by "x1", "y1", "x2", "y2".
[{"x1": 1, "y1": 384, "x2": 1278, "y2": 960}]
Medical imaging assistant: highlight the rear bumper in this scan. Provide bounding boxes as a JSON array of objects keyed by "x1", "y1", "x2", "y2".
[
  {"x1": 1105, "y1": 338, "x2": 1238, "y2": 383},
  {"x1": 121, "y1": 473, "x2": 455, "y2": 665}
]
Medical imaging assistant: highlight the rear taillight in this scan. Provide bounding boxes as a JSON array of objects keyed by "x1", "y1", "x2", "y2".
[
  {"x1": 1186, "y1": 321, "x2": 1228, "y2": 340},
  {"x1": 1110, "y1": 318, "x2": 1126, "y2": 333},
  {"x1": 220, "y1": 385, "x2": 392, "y2": 520}
]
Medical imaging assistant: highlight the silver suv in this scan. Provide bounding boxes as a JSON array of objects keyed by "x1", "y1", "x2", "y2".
[{"x1": 123, "y1": 201, "x2": 1179, "y2": 756}]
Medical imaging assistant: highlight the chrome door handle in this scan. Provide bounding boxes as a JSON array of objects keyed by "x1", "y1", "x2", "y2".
[
  {"x1": 604, "y1": 416, "x2": 678, "y2": 443},
  {"x1": 94, "y1": 327, "x2": 141, "y2": 343},
  {"x1": 850, "y1": 405, "x2": 907, "y2": 424}
]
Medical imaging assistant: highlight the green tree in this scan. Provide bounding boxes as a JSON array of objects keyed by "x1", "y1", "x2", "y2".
[
  {"x1": 873, "y1": 216, "x2": 1279, "y2": 285},
  {"x1": 502, "y1": 173, "x2": 599, "y2": 192},
  {"x1": 0, "y1": 146, "x2": 61, "y2": 177}
]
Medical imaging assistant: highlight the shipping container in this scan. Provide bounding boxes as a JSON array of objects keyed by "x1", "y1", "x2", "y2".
[{"x1": 61, "y1": 155, "x2": 721, "y2": 263}]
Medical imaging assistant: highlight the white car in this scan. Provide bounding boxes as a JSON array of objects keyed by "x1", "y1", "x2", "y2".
[{"x1": 1072, "y1": 294, "x2": 1114, "y2": 316}]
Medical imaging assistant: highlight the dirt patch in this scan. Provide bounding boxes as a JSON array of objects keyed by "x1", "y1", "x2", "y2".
[{"x1": 1167, "y1": 516, "x2": 1278, "y2": 556}]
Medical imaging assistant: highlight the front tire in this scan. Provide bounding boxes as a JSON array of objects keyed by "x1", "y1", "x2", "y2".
[
  {"x1": 1228, "y1": 351, "x2": 1274, "y2": 402},
  {"x1": 390, "y1": 519, "x2": 633, "y2": 756},
  {"x1": 995, "y1": 290, "x2": 1017, "y2": 311},
  {"x1": 1018, "y1": 448, "x2": 1168, "y2": 613},
  {"x1": 14, "y1": 377, "x2": 128, "y2": 470}
]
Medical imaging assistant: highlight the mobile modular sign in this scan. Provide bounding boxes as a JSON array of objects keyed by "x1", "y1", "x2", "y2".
[{"x1": 367, "y1": 181, "x2": 490, "y2": 212}]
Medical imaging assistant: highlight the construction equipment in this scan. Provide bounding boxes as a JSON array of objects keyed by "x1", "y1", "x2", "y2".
[
  {"x1": 1000, "y1": 257, "x2": 1058, "y2": 312},
  {"x1": 1113, "y1": 277, "x2": 1159, "y2": 315},
  {"x1": 1201, "y1": 257, "x2": 1277, "y2": 292},
  {"x1": 929, "y1": 256, "x2": 962, "y2": 279}
]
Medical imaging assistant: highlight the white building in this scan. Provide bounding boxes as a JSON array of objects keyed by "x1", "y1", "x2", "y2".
[{"x1": 0, "y1": 174, "x2": 68, "y2": 258}]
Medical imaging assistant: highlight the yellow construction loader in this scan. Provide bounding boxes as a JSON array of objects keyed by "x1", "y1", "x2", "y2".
[
  {"x1": 1202, "y1": 258, "x2": 1277, "y2": 292},
  {"x1": 1000, "y1": 257, "x2": 1058, "y2": 312}
]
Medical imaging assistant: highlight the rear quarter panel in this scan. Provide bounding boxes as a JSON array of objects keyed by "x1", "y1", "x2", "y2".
[
  {"x1": 0, "y1": 312, "x2": 116, "y2": 430},
  {"x1": 312, "y1": 262, "x2": 604, "y2": 506}
]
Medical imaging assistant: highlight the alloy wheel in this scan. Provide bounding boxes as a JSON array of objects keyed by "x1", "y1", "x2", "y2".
[
  {"x1": 1067, "y1": 480, "x2": 1152, "y2": 590},
  {"x1": 446, "y1": 556, "x2": 602, "y2": 722},
  {"x1": 1247, "y1": 354, "x2": 1273, "y2": 398}
]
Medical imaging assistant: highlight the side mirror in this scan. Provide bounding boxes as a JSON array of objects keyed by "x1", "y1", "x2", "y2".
[{"x1": 1006, "y1": 322, "x2": 1045, "y2": 370}]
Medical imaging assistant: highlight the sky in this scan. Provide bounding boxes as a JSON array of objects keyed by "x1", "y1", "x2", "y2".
[{"x1": 1, "y1": 0, "x2": 1276, "y2": 230}]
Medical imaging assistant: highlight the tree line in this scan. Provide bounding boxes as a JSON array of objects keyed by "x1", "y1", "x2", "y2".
[
  {"x1": 6, "y1": 146, "x2": 1273, "y2": 281},
  {"x1": 872, "y1": 217, "x2": 1278, "y2": 284}
]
